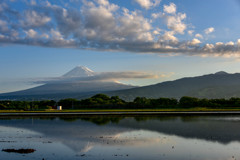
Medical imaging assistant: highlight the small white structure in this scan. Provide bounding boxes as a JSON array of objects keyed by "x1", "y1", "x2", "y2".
[{"x1": 57, "y1": 106, "x2": 62, "y2": 110}]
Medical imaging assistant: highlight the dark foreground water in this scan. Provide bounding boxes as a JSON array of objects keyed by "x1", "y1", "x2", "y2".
[{"x1": 0, "y1": 115, "x2": 240, "y2": 160}]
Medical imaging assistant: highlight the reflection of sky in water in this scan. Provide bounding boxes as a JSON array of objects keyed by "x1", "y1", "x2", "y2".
[{"x1": 0, "y1": 116, "x2": 240, "y2": 160}]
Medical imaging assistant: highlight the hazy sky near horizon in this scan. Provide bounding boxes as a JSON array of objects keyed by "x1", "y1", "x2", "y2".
[{"x1": 1, "y1": 0, "x2": 240, "y2": 93}]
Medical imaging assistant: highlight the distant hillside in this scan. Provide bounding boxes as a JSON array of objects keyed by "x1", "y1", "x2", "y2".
[{"x1": 107, "y1": 71, "x2": 240, "y2": 101}]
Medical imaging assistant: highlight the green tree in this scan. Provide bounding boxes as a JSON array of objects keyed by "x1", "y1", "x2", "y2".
[
  {"x1": 134, "y1": 97, "x2": 150, "y2": 107},
  {"x1": 150, "y1": 98, "x2": 178, "y2": 108},
  {"x1": 111, "y1": 96, "x2": 125, "y2": 105},
  {"x1": 0, "y1": 104, "x2": 6, "y2": 110},
  {"x1": 229, "y1": 97, "x2": 240, "y2": 107},
  {"x1": 58, "y1": 98, "x2": 78, "y2": 109},
  {"x1": 179, "y1": 96, "x2": 199, "y2": 108}
]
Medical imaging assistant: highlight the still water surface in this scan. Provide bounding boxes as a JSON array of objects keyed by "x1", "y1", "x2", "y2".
[{"x1": 0, "y1": 115, "x2": 240, "y2": 160}]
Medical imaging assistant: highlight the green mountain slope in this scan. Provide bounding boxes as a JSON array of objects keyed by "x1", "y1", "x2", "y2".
[{"x1": 107, "y1": 72, "x2": 240, "y2": 101}]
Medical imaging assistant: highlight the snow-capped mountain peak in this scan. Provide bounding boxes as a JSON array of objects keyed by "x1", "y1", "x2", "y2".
[{"x1": 62, "y1": 66, "x2": 94, "y2": 78}]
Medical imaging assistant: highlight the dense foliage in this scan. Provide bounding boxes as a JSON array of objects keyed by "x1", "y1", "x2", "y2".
[
  {"x1": 1, "y1": 94, "x2": 240, "y2": 110},
  {"x1": 0, "y1": 100, "x2": 55, "y2": 110}
]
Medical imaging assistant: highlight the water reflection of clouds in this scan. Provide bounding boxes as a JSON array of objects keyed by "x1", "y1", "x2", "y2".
[
  {"x1": 0, "y1": 126, "x2": 42, "y2": 137},
  {"x1": 58, "y1": 130, "x2": 166, "y2": 153},
  {"x1": 0, "y1": 120, "x2": 174, "y2": 154},
  {"x1": 1, "y1": 117, "x2": 240, "y2": 160},
  {"x1": 117, "y1": 116, "x2": 240, "y2": 144},
  {"x1": 210, "y1": 117, "x2": 240, "y2": 122},
  {"x1": 80, "y1": 142, "x2": 94, "y2": 153}
]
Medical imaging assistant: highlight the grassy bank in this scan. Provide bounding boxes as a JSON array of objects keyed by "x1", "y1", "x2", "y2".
[{"x1": 1, "y1": 107, "x2": 240, "y2": 113}]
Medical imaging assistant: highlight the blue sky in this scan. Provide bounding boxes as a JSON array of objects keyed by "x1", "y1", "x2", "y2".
[{"x1": 1, "y1": 0, "x2": 240, "y2": 93}]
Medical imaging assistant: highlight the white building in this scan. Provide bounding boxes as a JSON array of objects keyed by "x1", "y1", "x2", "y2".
[{"x1": 57, "y1": 106, "x2": 62, "y2": 110}]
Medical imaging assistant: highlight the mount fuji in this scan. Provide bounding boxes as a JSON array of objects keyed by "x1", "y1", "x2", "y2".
[
  {"x1": 0, "y1": 66, "x2": 135, "y2": 100},
  {"x1": 62, "y1": 66, "x2": 95, "y2": 78}
]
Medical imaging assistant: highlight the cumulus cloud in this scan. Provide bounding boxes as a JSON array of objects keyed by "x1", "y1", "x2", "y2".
[
  {"x1": 188, "y1": 30, "x2": 194, "y2": 36},
  {"x1": 0, "y1": 0, "x2": 240, "y2": 57},
  {"x1": 161, "y1": 3, "x2": 187, "y2": 34},
  {"x1": 25, "y1": 29, "x2": 38, "y2": 38},
  {"x1": 0, "y1": 19, "x2": 8, "y2": 32},
  {"x1": 30, "y1": 0, "x2": 36, "y2": 5},
  {"x1": 226, "y1": 41, "x2": 234, "y2": 46},
  {"x1": 201, "y1": 41, "x2": 240, "y2": 57},
  {"x1": 153, "y1": 28, "x2": 161, "y2": 35},
  {"x1": 135, "y1": 0, "x2": 161, "y2": 9},
  {"x1": 204, "y1": 27, "x2": 215, "y2": 34},
  {"x1": 163, "y1": 3, "x2": 176, "y2": 14},
  {"x1": 165, "y1": 13, "x2": 186, "y2": 34},
  {"x1": 20, "y1": 10, "x2": 51, "y2": 28},
  {"x1": 237, "y1": 39, "x2": 240, "y2": 46},
  {"x1": 195, "y1": 33, "x2": 203, "y2": 39},
  {"x1": 189, "y1": 38, "x2": 201, "y2": 46},
  {"x1": 162, "y1": 31, "x2": 178, "y2": 42}
]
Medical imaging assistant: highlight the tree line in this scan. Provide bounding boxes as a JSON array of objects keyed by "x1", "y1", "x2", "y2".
[{"x1": 1, "y1": 94, "x2": 240, "y2": 110}]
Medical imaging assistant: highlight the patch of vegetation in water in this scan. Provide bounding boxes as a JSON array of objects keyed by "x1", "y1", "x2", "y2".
[{"x1": 2, "y1": 148, "x2": 36, "y2": 154}]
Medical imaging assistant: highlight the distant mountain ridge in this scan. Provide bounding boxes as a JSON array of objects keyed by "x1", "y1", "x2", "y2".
[
  {"x1": 107, "y1": 71, "x2": 240, "y2": 101},
  {"x1": 1, "y1": 70, "x2": 240, "y2": 101},
  {"x1": 214, "y1": 71, "x2": 229, "y2": 75}
]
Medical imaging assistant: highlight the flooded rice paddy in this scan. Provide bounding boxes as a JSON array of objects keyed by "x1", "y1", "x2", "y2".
[{"x1": 0, "y1": 115, "x2": 240, "y2": 160}]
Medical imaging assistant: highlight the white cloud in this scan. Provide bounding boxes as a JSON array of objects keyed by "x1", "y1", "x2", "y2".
[
  {"x1": 195, "y1": 33, "x2": 203, "y2": 39},
  {"x1": 151, "y1": 12, "x2": 162, "y2": 19},
  {"x1": 41, "y1": 33, "x2": 49, "y2": 39},
  {"x1": 203, "y1": 43, "x2": 214, "y2": 51},
  {"x1": 1, "y1": 0, "x2": 240, "y2": 58},
  {"x1": 51, "y1": 7, "x2": 82, "y2": 37},
  {"x1": 80, "y1": 3, "x2": 154, "y2": 44},
  {"x1": 21, "y1": 10, "x2": 51, "y2": 28},
  {"x1": 226, "y1": 41, "x2": 234, "y2": 46},
  {"x1": 161, "y1": 3, "x2": 187, "y2": 34},
  {"x1": 202, "y1": 41, "x2": 240, "y2": 55},
  {"x1": 215, "y1": 42, "x2": 224, "y2": 46},
  {"x1": 189, "y1": 38, "x2": 201, "y2": 45},
  {"x1": 153, "y1": 30, "x2": 160, "y2": 35},
  {"x1": 204, "y1": 27, "x2": 215, "y2": 34},
  {"x1": 237, "y1": 39, "x2": 240, "y2": 46},
  {"x1": 135, "y1": 0, "x2": 161, "y2": 9},
  {"x1": 188, "y1": 30, "x2": 194, "y2": 36},
  {"x1": 50, "y1": 29, "x2": 63, "y2": 40},
  {"x1": 25, "y1": 29, "x2": 38, "y2": 38},
  {"x1": 33, "y1": 71, "x2": 158, "y2": 84},
  {"x1": 45, "y1": 0, "x2": 52, "y2": 7},
  {"x1": 30, "y1": 0, "x2": 37, "y2": 5},
  {"x1": 121, "y1": 10, "x2": 152, "y2": 35},
  {"x1": 0, "y1": 34, "x2": 5, "y2": 39},
  {"x1": 162, "y1": 31, "x2": 178, "y2": 42},
  {"x1": 0, "y1": 19, "x2": 8, "y2": 32},
  {"x1": 0, "y1": 3, "x2": 7, "y2": 12},
  {"x1": 165, "y1": 13, "x2": 187, "y2": 34},
  {"x1": 96, "y1": 0, "x2": 109, "y2": 6},
  {"x1": 163, "y1": 3, "x2": 176, "y2": 14},
  {"x1": 10, "y1": 30, "x2": 19, "y2": 38}
]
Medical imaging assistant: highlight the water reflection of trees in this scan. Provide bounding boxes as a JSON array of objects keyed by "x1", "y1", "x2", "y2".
[
  {"x1": 0, "y1": 115, "x2": 204, "y2": 124},
  {"x1": 59, "y1": 115, "x2": 180, "y2": 125},
  {"x1": 80, "y1": 116, "x2": 124, "y2": 125},
  {"x1": 1, "y1": 115, "x2": 240, "y2": 144}
]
